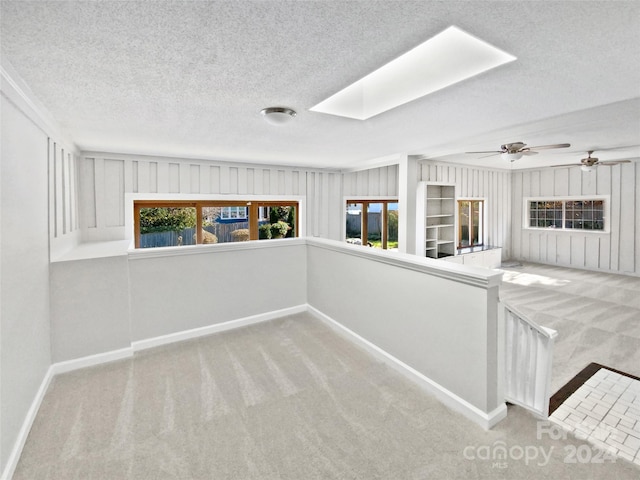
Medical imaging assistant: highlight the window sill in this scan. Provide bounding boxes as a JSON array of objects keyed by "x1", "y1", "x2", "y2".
[
  {"x1": 51, "y1": 240, "x2": 132, "y2": 263},
  {"x1": 128, "y1": 237, "x2": 306, "y2": 260},
  {"x1": 523, "y1": 227, "x2": 610, "y2": 234}
]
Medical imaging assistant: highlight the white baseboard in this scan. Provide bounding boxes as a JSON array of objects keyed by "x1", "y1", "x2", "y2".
[
  {"x1": 131, "y1": 304, "x2": 308, "y2": 352},
  {"x1": 2, "y1": 305, "x2": 307, "y2": 479},
  {"x1": 4, "y1": 303, "x2": 505, "y2": 480},
  {"x1": 51, "y1": 347, "x2": 134, "y2": 375},
  {"x1": 1, "y1": 366, "x2": 54, "y2": 480},
  {"x1": 307, "y1": 304, "x2": 507, "y2": 430}
]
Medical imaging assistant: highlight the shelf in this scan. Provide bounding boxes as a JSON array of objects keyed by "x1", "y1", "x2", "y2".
[{"x1": 420, "y1": 183, "x2": 456, "y2": 260}]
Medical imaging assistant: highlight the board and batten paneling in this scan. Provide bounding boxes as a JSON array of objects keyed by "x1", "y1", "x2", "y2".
[
  {"x1": 79, "y1": 154, "x2": 344, "y2": 242},
  {"x1": 342, "y1": 164, "x2": 399, "y2": 197},
  {"x1": 48, "y1": 138, "x2": 81, "y2": 259},
  {"x1": 418, "y1": 162, "x2": 511, "y2": 259},
  {"x1": 511, "y1": 162, "x2": 639, "y2": 276}
]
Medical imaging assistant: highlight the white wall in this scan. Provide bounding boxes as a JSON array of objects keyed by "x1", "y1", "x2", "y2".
[
  {"x1": 419, "y1": 162, "x2": 512, "y2": 259},
  {"x1": 49, "y1": 241, "x2": 307, "y2": 362},
  {"x1": 79, "y1": 153, "x2": 345, "y2": 243},
  {"x1": 50, "y1": 255, "x2": 131, "y2": 362},
  {"x1": 306, "y1": 239, "x2": 503, "y2": 420},
  {"x1": 0, "y1": 93, "x2": 51, "y2": 471},
  {"x1": 49, "y1": 238, "x2": 505, "y2": 427},
  {"x1": 511, "y1": 163, "x2": 640, "y2": 275},
  {"x1": 128, "y1": 241, "x2": 307, "y2": 342},
  {"x1": 342, "y1": 164, "x2": 399, "y2": 197}
]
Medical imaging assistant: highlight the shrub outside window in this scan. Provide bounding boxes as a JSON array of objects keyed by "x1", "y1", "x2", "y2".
[
  {"x1": 345, "y1": 200, "x2": 398, "y2": 250},
  {"x1": 134, "y1": 200, "x2": 298, "y2": 248}
]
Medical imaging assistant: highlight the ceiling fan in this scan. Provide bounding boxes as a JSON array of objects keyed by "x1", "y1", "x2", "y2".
[
  {"x1": 552, "y1": 150, "x2": 631, "y2": 172},
  {"x1": 466, "y1": 142, "x2": 571, "y2": 162}
]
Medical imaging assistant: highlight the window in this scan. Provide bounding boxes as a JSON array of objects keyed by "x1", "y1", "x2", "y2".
[
  {"x1": 345, "y1": 200, "x2": 398, "y2": 249},
  {"x1": 134, "y1": 200, "x2": 298, "y2": 248},
  {"x1": 525, "y1": 197, "x2": 607, "y2": 232},
  {"x1": 220, "y1": 206, "x2": 247, "y2": 220},
  {"x1": 458, "y1": 199, "x2": 484, "y2": 248},
  {"x1": 564, "y1": 200, "x2": 604, "y2": 230}
]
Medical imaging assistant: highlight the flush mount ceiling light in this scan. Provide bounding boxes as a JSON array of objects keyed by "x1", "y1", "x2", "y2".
[
  {"x1": 310, "y1": 26, "x2": 516, "y2": 120},
  {"x1": 260, "y1": 107, "x2": 297, "y2": 125}
]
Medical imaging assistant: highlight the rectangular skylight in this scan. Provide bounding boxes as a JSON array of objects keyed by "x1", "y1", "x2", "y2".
[{"x1": 310, "y1": 26, "x2": 516, "y2": 120}]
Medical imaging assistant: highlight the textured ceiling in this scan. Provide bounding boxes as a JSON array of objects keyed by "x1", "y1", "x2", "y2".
[{"x1": 1, "y1": 0, "x2": 639, "y2": 170}]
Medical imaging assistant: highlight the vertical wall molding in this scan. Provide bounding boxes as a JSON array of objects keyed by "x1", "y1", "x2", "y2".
[
  {"x1": 511, "y1": 163, "x2": 639, "y2": 276},
  {"x1": 419, "y1": 161, "x2": 511, "y2": 259},
  {"x1": 77, "y1": 152, "x2": 347, "y2": 243}
]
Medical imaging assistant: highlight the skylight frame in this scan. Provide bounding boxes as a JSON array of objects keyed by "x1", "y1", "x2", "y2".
[{"x1": 310, "y1": 26, "x2": 517, "y2": 120}]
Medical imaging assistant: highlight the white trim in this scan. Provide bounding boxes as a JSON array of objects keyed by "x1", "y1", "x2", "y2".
[
  {"x1": 2, "y1": 299, "x2": 507, "y2": 477},
  {"x1": 522, "y1": 195, "x2": 611, "y2": 233},
  {"x1": 342, "y1": 196, "x2": 399, "y2": 243},
  {"x1": 50, "y1": 347, "x2": 134, "y2": 375},
  {"x1": 307, "y1": 305, "x2": 507, "y2": 430},
  {"x1": 81, "y1": 151, "x2": 342, "y2": 173},
  {"x1": 128, "y1": 237, "x2": 306, "y2": 259},
  {"x1": 416, "y1": 158, "x2": 513, "y2": 174},
  {"x1": 0, "y1": 367, "x2": 54, "y2": 480},
  {"x1": 0, "y1": 59, "x2": 77, "y2": 151},
  {"x1": 308, "y1": 238, "x2": 502, "y2": 290},
  {"x1": 124, "y1": 192, "x2": 307, "y2": 242},
  {"x1": 131, "y1": 305, "x2": 308, "y2": 352}
]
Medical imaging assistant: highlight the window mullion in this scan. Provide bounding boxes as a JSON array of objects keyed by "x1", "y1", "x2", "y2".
[
  {"x1": 134, "y1": 204, "x2": 141, "y2": 248},
  {"x1": 381, "y1": 202, "x2": 388, "y2": 249},
  {"x1": 248, "y1": 203, "x2": 259, "y2": 240},
  {"x1": 196, "y1": 204, "x2": 203, "y2": 244}
]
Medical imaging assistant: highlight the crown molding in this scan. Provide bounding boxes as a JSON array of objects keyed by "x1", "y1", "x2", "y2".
[{"x1": 1, "y1": 57, "x2": 78, "y2": 152}]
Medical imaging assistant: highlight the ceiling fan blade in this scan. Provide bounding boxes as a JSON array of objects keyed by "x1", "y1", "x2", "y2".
[
  {"x1": 521, "y1": 150, "x2": 539, "y2": 156},
  {"x1": 528, "y1": 143, "x2": 571, "y2": 151},
  {"x1": 477, "y1": 152, "x2": 501, "y2": 159},
  {"x1": 551, "y1": 163, "x2": 581, "y2": 168},
  {"x1": 597, "y1": 160, "x2": 632, "y2": 165},
  {"x1": 465, "y1": 150, "x2": 502, "y2": 154}
]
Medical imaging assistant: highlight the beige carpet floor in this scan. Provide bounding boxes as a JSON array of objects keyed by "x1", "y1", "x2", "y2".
[
  {"x1": 498, "y1": 262, "x2": 640, "y2": 395},
  {"x1": 14, "y1": 307, "x2": 640, "y2": 478}
]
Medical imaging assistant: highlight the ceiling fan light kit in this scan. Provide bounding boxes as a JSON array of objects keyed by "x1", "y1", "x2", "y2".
[
  {"x1": 260, "y1": 107, "x2": 297, "y2": 125},
  {"x1": 551, "y1": 150, "x2": 634, "y2": 171},
  {"x1": 501, "y1": 152, "x2": 524, "y2": 162}
]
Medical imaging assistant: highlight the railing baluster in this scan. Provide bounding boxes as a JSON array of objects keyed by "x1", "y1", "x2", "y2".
[{"x1": 501, "y1": 301, "x2": 558, "y2": 418}]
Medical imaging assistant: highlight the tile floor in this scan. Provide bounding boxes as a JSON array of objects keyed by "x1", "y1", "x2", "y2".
[{"x1": 549, "y1": 367, "x2": 640, "y2": 466}]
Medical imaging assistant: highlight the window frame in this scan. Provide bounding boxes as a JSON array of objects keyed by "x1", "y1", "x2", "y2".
[
  {"x1": 343, "y1": 197, "x2": 399, "y2": 250},
  {"x1": 133, "y1": 199, "x2": 300, "y2": 248},
  {"x1": 523, "y1": 196, "x2": 610, "y2": 233},
  {"x1": 457, "y1": 198, "x2": 485, "y2": 248}
]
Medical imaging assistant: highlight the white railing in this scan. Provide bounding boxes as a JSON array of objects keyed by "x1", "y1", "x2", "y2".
[{"x1": 501, "y1": 301, "x2": 558, "y2": 418}]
